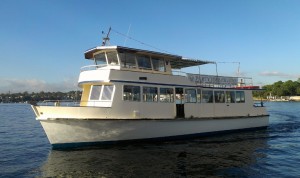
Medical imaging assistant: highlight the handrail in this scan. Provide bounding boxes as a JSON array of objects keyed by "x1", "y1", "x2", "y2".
[
  {"x1": 38, "y1": 100, "x2": 80, "y2": 106},
  {"x1": 80, "y1": 64, "x2": 107, "y2": 72},
  {"x1": 172, "y1": 70, "x2": 255, "y2": 88},
  {"x1": 172, "y1": 70, "x2": 188, "y2": 76},
  {"x1": 37, "y1": 100, "x2": 112, "y2": 107}
]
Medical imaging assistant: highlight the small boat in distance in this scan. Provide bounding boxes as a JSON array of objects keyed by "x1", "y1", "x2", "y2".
[{"x1": 31, "y1": 32, "x2": 269, "y2": 148}]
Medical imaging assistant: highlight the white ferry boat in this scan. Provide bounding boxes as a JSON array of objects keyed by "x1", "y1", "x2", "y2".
[{"x1": 31, "y1": 39, "x2": 269, "y2": 148}]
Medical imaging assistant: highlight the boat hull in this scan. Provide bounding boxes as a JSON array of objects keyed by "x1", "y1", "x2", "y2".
[{"x1": 39, "y1": 116, "x2": 269, "y2": 148}]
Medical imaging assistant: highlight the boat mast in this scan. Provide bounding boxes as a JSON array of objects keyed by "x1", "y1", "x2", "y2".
[{"x1": 102, "y1": 27, "x2": 111, "y2": 46}]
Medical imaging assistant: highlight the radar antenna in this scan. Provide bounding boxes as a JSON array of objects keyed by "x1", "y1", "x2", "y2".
[{"x1": 102, "y1": 27, "x2": 111, "y2": 46}]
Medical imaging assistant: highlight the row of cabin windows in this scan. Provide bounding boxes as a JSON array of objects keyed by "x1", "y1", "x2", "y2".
[
  {"x1": 88, "y1": 84, "x2": 246, "y2": 103},
  {"x1": 123, "y1": 85, "x2": 245, "y2": 103},
  {"x1": 123, "y1": 86, "x2": 174, "y2": 102},
  {"x1": 94, "y1": 51, "x2": 166, "y2": 72}
]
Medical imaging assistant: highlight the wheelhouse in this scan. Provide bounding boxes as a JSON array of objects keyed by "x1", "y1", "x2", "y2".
[{"x1": 83, "y1": 46, "x2": 212, "y2": 74}]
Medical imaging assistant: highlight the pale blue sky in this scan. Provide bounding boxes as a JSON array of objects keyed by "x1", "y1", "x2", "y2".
[{"x1": 1, "y1": 0, "x2": 300, "y2": 93}]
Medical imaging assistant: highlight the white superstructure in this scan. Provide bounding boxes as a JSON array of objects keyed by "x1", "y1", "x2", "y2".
[{"x1": 31, "y1": 45, "x2": 269, "y2": 148}]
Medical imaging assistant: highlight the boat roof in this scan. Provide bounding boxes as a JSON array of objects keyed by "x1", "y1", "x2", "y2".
[{"x1": 84, "y1": 46, "x2": 215, "y2": 69}]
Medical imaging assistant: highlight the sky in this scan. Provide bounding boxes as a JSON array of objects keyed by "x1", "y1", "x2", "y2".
[{"x1": 1, "y1": 0, "x2": 300, "y2": 93}]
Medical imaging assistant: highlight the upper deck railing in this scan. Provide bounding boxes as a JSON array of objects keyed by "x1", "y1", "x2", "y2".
[
  {"x1": 80, "y1": 65, "x2": 257, "y2": 89},
  {"x1": 172, "y1": 70, "x2": 255, "y2": 88},
  {"x1": 80, "y1": 64, "x2": 108, "y2": 72}
]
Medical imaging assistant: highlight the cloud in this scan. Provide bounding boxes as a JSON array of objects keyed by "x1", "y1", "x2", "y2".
[
  {"x1": 0, "y1": 78, "x2": 80, "y2": 93},
  {"x1": 259, "y1": 71, "x2": 300, "y2": 79}
]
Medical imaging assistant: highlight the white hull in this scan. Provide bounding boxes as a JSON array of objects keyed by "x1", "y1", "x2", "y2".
[{"x1": 40, "y1": 116, "x2": 269, "y2": 148}]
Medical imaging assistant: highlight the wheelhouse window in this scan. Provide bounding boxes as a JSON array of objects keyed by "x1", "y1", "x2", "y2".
[
  {"x1": 214, "y1": 90, "x2": 225, "y2": 103},
  {"x1": 152, "y1": 57, "x2": 165, "y2": 72},
  {"x1": 236, "y1": 91, "x2": 245, "y2": 103},
  {"x1": 94, "y1": 53, "x2": 106, "y2": 65},
  {"x1": 160, "y1": 88, "x2": 174, "y2": 103},
  {"x1": 137, "y1": 55, "x2": 152, "y2": 70},
  {"x1": 202, "y1": 90, "x2": 213, "y2": 103},
  {"x1": 143, "y1": 87, "x2": 158, "y2": 102},
  {"x1": 106, "y1": 51, "x2": 119, "y2": 65},
  {"x1": 197, "y1": 89, "x2": 201, "y2": 103},
  {"x1": 226, "y1": 91, "x2": 236, "y2": 103},
  {"x1": 123, "y1": 85, "x2": 140, "y2": 101},
  {"x1": 185, "y1": 89, "x2": 197, "y2": 103},
  {"x1": 119, "y1": 52, "x2": 137, "y2": 68}
]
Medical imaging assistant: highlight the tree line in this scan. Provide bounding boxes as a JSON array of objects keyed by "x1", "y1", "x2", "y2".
[
  {"x1": 253, "y1": 79, "x2": 300, "y2": 98},
  {"x1": 0, "y1": 91, "x2": 82, "y2": 103}
]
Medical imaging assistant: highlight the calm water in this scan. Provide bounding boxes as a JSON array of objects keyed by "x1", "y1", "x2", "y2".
[{"x1": 0, "y1": 102, "x2": 300, "y2": 177}]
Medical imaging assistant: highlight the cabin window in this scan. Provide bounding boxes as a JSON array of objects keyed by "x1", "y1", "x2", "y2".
[
  {"x1": 143, "y1": 87, "x2": 158, "y2": 102},
  {"x1": 152, "y1": 57, "x2": 165, "y2": 72},
  {"x1": 160, "y1": 88, "x2": 174, "y2": 103},
  {"x1": 236, "y1": 91, "x2": 245, "y2": 103},
  {"x1": 90, "y1": 85, "x2": 102, "y2": 100},
  {"x1": 214, "y1": 90, "x2": 225, "y2": 103},
  {"x1": 101, "y1": 85, "x2": 114, "y2": 100},
  {"x1": 185, "y1": 89, "x2": 197, "y2": 103},
  {"x1": 89, "y1": 85, "x2": 114, "y2": 101},
  {"x1": 197, "y1": 89, "x2": 201, "y2": 103},
  {"x1": 137, "y1": 55, "x2": 152, "y2": 70},
  {"x1": 106, "y1": 51, "x2": 119, "y2": 65},
  {"x1": 226, "y1": 91, "x2": 236, "y2": 103},
  {"x1": 119, "y1": 52, "x2": 137, "y2": 68},
  {"x1": 123, "y1": 85, "x2": 140, "y2": 101},
  {"x1": 94, "y1": 53, "x2": 106, "y2": 65},
  {"x1": 202, "y1": 90, "x2": 213, "y2": 103}
]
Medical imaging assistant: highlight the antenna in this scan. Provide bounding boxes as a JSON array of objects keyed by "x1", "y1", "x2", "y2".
[
  {"x1": 237, "y1": 62, "x2": 240, "y2": 77},
  {"x1": 123, "y1": 24, "x2": 131, "y2": 46},
  {"x1": 102, "y1": 27, "x2": 111, "y2": 46}
]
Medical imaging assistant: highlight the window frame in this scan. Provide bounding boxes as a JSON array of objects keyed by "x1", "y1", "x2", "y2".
[
  {"x1": 106, "y1": 51, "x2": 119, "y2": 65},
  {"x1": 226, "y1": 91, "x2": 236, "y2": 103},
  {"x1": 89, "y1": 85, "x2": 102, "y2": 101},
  {"x1": 118, "y1": 51, "x2": 137, "y2": 69},
  {"x1": 185, "y1": 88, "x2": 197, "y2": 103},
  {"x1": 236, "y1": 91, "x2": 245, "y2": 103},
  {"x1": 89, "y1": 84, "x2": 115, "y2": 101},
  {"x1": 143, "y1": 86, "x2": 158, "y2": 102},
  {"x1": 159, "y1": 87, "x2": 174, "y2": 103},
  {"x1": 214, "y1": 90, "x2": 225, "y2": 103},
  {"x1": 123, "y1": 85, "x2": 141, "y2": 102},
  {"x1": 137, "y1": 55, "x2": 152, "y2": 70},
  {"x1": 93, "y1": 52, "x2": 107, "y2": 66},
  {"x1": 202, "y1": 90, "x2": 214, "y2": 103},
  {"x1": 151, "y1": 57, "x2": 165, "y2": 72}
]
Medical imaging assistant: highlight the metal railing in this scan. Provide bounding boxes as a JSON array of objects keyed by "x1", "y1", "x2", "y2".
[
  {"x1": 172, "y1": 70, "x2": 255, "y2": 88},
  {"x1": 37, "y1": 100, "x2": 80, "y2": 106},
  {"x1": 172, "y1": 70, "x2": 188, "y2": 77},
  {"x1": 80, "y1": 64, "x2": 107, "y2": 72},
  {"x1": 36, "y1": 100, "x2": 112, "y2": 107}
]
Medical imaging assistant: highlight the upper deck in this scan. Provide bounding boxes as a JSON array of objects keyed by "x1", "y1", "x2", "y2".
[
  {"x1": 83, "y1": 46, "x2": 214, "y2": 74},
  {"x1": 80, "y1": 45, "x2": 259, "y2": 89}
]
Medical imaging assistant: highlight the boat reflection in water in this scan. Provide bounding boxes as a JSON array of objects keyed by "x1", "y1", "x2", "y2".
[{"x1": 39, "y1": 130, "x2": 269, "y2": 177}]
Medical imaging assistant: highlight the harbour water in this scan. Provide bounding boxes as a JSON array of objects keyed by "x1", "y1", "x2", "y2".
[{"x1": 0, "y1": 102, "x2": 299, "y2": 177}]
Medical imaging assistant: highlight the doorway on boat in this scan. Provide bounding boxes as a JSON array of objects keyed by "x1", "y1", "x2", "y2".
[{"x1": 175, "y1": 88, "x2": 185, "y2": 118}]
